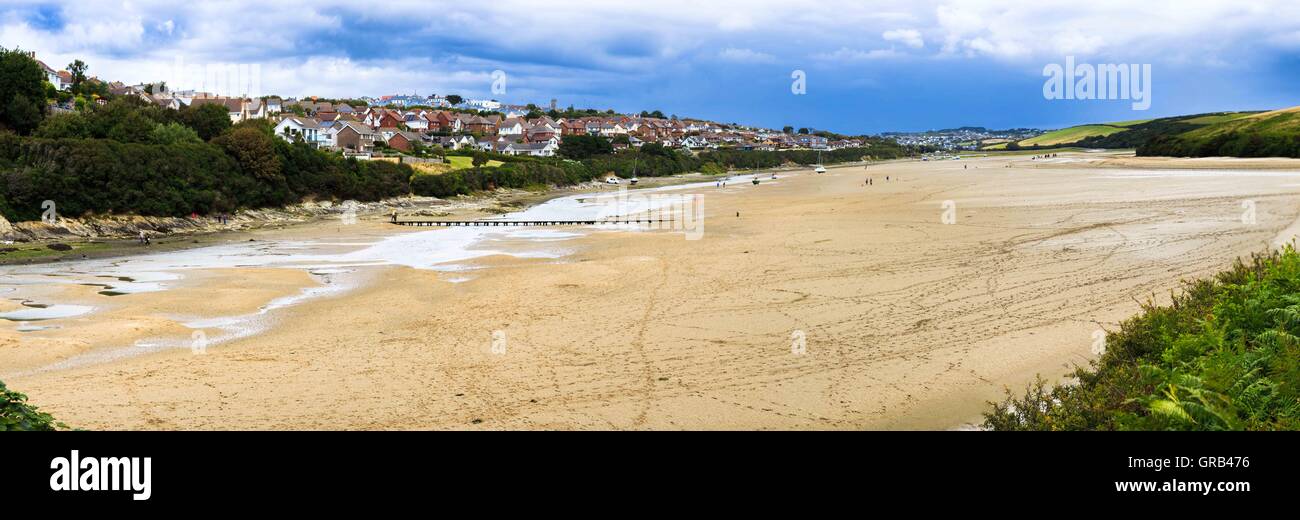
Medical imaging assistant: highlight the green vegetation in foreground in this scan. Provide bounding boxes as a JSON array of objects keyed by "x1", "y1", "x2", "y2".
[
  {"x1": 1, "y1": 379, "x2": 65, "y2": 431},
  {"x1": 986, "y1": 247, "x2": 1300, "y2": 430},
  {"x1": 1016, "y1": 124, "x2": 1128, "y2": 147}
]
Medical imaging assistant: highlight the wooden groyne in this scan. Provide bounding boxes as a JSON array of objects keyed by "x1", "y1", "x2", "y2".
[{"x1": 390, "y1": 219, "x2": 674, "y2": 227}]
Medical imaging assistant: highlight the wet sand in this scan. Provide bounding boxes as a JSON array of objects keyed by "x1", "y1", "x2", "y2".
[{"x1": 6, "y1": 152, "x2": 1300, "y2": 430}]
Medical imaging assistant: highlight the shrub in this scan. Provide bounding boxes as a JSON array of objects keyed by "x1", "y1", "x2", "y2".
[
  {"x1": 985, "y1": 248, "x2": 1300, "y2": 430},
  {"x1": 0, "y1": 379, "x2": 64, "y2": 431}
]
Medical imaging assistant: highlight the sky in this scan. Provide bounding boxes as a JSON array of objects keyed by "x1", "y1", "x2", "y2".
[{"x1": 3, "y1": 0, "x2": 1299, "y2": 134}]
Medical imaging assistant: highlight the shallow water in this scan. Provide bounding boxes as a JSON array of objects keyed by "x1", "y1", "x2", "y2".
[{"x1": 1, "y1": 177, "x2": 730, "y2": 373}]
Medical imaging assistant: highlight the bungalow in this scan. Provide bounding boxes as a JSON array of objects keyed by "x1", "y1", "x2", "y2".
[
  {"x1": 428, "y1": 135, "x2": 475, "y2": 151},
  {"x1": 474, "y1": 137, "x2": 510, "y2": 153},
  {"x1": 679, "y1": 135, "x2": 710, "y2": 149},
  {"x1": 504, "y1": 141, "x2": 559, "y2": 157}
]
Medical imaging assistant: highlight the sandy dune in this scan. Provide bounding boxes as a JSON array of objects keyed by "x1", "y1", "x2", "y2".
[{"x1": 6, "y1": 152, "x2": 1300, "y2": 430}]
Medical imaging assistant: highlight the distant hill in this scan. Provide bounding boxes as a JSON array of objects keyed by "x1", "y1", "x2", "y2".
[
  {"x1": 984, "y1": 110, "x2": 1287, "y2": 156},
  {"x1": 1139, "y1": 107, "x2": 1300, "y2": 157},
  {"x1": 1016, "y1": 124, "x2": 1128, "y2": 147}
]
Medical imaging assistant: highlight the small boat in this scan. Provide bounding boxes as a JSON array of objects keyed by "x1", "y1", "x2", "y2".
[
  {"x1": 813, "y1": 150, "x2": 826, "y2": 173},
  {"x1": 752, "y1": 178, "x2": 760, "y2": 185},
  {"x1": 630, "y1": 177, "x2": 639, "y2": 185}
]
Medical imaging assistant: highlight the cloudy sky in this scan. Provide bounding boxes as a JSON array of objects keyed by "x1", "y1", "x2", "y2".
[{"x1": 3, "y1": 0, "x2": 1299, "y2": 133}]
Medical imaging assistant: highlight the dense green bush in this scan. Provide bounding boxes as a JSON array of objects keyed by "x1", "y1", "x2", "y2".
[
  {"x1": 1, "y1": 379, "x2": 63, "y2": 431},
  {"x1": 986, "y1": 248, "x2": 1300, "y2": 430}
]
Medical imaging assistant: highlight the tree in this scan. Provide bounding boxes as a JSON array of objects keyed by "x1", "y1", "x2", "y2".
[
  {"x1": 471, "y1": 150, "x2": 489, "y2": 170},
  {"x1": 4, "y1": 94, "x2": 43, "y2": 135},
  {"x1": 797, "y1": 128, "x2": 809, "y2": 134},
  {"x1": 215, "y1": 126, "x2": 282, "y2": 182},
  {"x1": 446, "y1": 94, "x2": 463, "y2": 106},
  {"x1": 181, "y1": 103, "x2": 232, "y2": 141},
  {"x1": 782, "y1": 126, "x2": 794, "y2": 134},
  {"x1": 106, "y1": 110, "x2": 156, "y2": 143},
  {"x1": 33, "y1": 112, "x2": 90, "y2": 139},
  {"x1": 66, "y1": 59, "x2": 87, "y2": 93},
  {"x1": 0, "y1": 48, "x2": 47, "y2": 134},
  {"x1": 558, "y1": 134, "x2": 614, "y2": 160},
  {"x1": 150, "y1": 121, "x2": 201, "y2": 145}
]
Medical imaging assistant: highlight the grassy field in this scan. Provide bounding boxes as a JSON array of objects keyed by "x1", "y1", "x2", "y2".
[
  {"x1": 445, "y1": 156, "x2": 504, "y2": 170},
  {"x1": 1181, "y1": 112, "x2": 1258, "y2": 126},
  {"x1": 1016, "y1": 124, "x2": 1128, "y2": 147}
]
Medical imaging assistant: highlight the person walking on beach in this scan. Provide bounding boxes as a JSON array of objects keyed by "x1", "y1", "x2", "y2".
[{"x1": 390, "y1": 209, "x2": 398, "y2": 223}]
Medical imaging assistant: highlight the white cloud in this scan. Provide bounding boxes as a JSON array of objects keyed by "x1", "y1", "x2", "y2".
[
  {"x1": 883, "y1": 29, "x2": 924, "y2": 48},
  {"x1": 717, "y1": 47, "x2": 775, "y2": 63},
  {"x1": 812, "y1": 47, "x2": 901, "y2": 62},
  {"x1": 4, "y1": 0, "x2": 1300, "y2": 100}
]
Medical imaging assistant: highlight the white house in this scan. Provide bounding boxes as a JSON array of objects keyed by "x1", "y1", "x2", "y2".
[
  {"x1": 497, "y1": 118, "x2": 525, "y2": 136},
  {"x1": 505, "y1": 141, "x2": 558, "y2": 157},
  {"x1": 274, "y1": 116, "x2": 324, "y2": 147}
]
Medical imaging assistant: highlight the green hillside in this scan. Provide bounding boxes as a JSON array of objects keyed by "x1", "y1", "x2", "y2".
[
  {"x1": 1016, "y1": 124, "x2": 1128, "y2": 147},
  {"x1": 1139, "y1": 108, "x2": 1300, "y2": 157},
  {"x1": 987, "y1": 111, "x2": 1271, "y2": 153}
]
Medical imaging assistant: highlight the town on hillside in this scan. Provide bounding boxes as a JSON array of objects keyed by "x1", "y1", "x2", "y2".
[{"x1": 27, "y1": 53, "x2": 869, "y2": 161}]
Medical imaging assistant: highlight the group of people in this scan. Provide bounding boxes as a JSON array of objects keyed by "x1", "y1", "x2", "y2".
[
  {"x1": 137, "y1": 231, "x2": 151, "y2": 246},
  {"x1": 865, "y1": 175, "x2": 894, "y2": 187}
]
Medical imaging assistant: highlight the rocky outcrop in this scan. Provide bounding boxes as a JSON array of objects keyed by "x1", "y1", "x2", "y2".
[{"x1": 0, "y1": 196, "x2": 461, "y2": 242}]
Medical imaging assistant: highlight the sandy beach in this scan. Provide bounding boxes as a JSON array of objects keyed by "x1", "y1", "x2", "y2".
[{"x1": 5, "y1": 151, "x2": 1300, "y2": 430}]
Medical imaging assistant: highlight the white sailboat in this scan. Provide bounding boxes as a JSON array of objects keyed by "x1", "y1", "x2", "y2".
[{"x1": 813, "y1": 149, "x2": 826, "y2": 173}]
